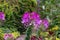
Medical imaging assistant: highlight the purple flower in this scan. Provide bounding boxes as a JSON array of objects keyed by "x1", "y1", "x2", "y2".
[
  {"x1": 22, "y1": 11, "x2": 49, "y2": 29},
  {"x1": 30, "y1": 12, "x2": 40, "y2": 20},
  {"x1": 22, "y1": 11, "x2": 41, "y2": 29},
  {"x1": 42, "y1": 19, "x2": 49, "y2": 29},
  {"x1": 0, "y1": 12, "x2": 5, "y2": 20},
  {"x1": 22, "y1": 12, "x2": 31, "y2": 26},
  {"x1": 33, "y1": 19, "x2": 42, "y2": 30}
]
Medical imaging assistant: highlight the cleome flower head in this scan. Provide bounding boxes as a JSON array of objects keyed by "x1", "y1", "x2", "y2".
[
  {"x1": 22, "y1": 11, "x2": 49, "y2": 30},
  {"x1": 0, "y1": 12, "x2": 5, "y2": 20},
  {"x1": 22, "y1": 11, "x2": 42, "y2": 29}
]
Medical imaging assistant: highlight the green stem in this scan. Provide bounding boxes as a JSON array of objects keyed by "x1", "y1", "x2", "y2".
[
  {"x1": 25, "y1": 25, "x2": 32, "y2": 40},
  {"x1": 36, "y1": 29, "x2": 41, "y2": 37}
]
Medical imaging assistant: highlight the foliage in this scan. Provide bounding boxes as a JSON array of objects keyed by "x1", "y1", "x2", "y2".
[
  {"x1": 0, "y1": 27, "x2": 20, "y2": 39},
  {"x1": 12, "y1": 31, "x2": 20, "y2": 39},
  {"x1": 0, "y1": 0, "x2": 60, "y2": 40}
]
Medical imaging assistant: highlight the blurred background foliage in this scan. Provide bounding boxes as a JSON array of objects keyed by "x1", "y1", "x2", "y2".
[{"x1": 0, "y1": 0, "x2": 60, "y2": 35}]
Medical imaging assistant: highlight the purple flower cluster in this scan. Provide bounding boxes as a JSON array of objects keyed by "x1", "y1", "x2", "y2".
[
  {"x1": 0, "y1": 12, "x2": 5, "y2": 20},
  {"x1": 22, "y1": 11, "x2": 49, "y2": 29},
  {"x1": 42, "y1": 19, "x2": 49, "y2": 29}
]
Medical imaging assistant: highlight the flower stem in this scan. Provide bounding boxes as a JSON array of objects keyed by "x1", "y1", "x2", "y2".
[{"x1": 25, "y1": 25, "x2": 33, "y2": 40}]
